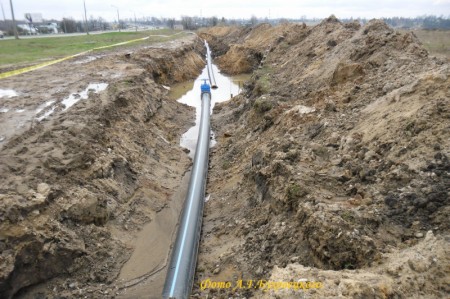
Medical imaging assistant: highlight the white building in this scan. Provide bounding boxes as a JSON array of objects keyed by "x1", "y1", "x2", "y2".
[
  {"x1": 39, "y1": 23, "x2": 59, "y2": 34},
  {"x1": 18, "y1": 24, "x2": 38, "y2": 34}
]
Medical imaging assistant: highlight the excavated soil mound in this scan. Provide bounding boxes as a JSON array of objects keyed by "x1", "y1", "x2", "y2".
[{"x1": 196, "y1": 17, "x2": 449, "y2": 298}]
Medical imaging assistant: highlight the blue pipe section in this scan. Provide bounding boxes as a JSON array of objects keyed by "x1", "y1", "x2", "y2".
[{"x1": 162, "y1": 81, "x2": 211, "y2": 299}]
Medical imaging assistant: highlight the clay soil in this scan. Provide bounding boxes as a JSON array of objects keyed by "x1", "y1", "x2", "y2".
[
  {"x1": 0, "y1": 35, "x2": 206, "y2": 298},
  {"x1": 196, "y1": 18, "x2": 449, "y2": 298}
]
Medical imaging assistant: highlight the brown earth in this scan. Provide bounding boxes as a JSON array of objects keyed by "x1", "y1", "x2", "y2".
[
  {"x1": 196, "y1": 17, "x2": 449, "y2": 298},
  {"x1": 0, "y1": 35, "x2": 206, "y2": 298},
  {"x1": 0, "y1": 19, "x2": 448, "y2": 299}
]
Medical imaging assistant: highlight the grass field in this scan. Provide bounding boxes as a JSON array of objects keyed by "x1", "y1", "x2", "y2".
[
  {"x1": 0, "y1": 29, "x2": 184, "y2": 67},
  {"x1": 400, "y1": 29, "x2": 450, "y2": 59}
]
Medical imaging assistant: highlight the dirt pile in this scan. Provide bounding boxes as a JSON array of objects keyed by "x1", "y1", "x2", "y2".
[
  {"x1": 199, "y1": 23, "x2": 306, "y2": 74},
  {"x1": 0, "y1": 36, "x2": 205, "y2": 298},
  {"x1": 263, "y1": 230, "x2": 448, "y2": 298},
  {"x1": 196, "y1": 18, "x2": 449, "y2": 298}
]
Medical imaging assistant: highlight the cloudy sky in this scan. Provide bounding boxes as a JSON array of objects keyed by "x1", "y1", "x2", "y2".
[{"x1": 2, "y1": 0, "x2": 450, "y2": 22}]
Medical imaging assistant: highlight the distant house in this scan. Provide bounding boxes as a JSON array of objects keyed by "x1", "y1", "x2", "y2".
[{"x1": 174, "y1": 24, "x2": 184, "y2": 30}]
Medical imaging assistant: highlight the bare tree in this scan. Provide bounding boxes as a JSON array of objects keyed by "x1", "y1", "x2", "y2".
[
  {"x1": 60, "y1": 18, "x2": 77, "y2": 33},
  {"x1": 181, "y1": 16, "x2": 195, "y2": 30},
  {"x1": 166, "y1": 18, "x2": 175, "y2": 29},
  {"x1": 208, "y1": 16, "x2": 218, "y2": 27}
]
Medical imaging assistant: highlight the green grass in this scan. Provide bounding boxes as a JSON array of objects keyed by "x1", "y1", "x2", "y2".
[
  {"x1": 0, "y1": 29, "x2": 184, "y2": 67},
  {"x1": 286, "y1": 184, "x2": 308, "y2": 200},
  {"x1": 253, "y1": 66, "x2": 272, "y2": 96},
  {"x1": 221, "y1": 160, "x2": 232, "y2": 170},
  {"x1": 253, "y1": 97, "x2": 273, "y2": 113}
]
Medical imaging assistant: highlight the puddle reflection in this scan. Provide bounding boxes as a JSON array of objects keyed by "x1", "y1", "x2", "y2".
[{"x1": 169, "y1": 64, "x2": 250, "y2": 158}]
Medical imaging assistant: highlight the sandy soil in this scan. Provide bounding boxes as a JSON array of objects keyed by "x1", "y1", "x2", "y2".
[
  {"x1": 0, "y1": 35, "x2": 206, "y2": 298},
  {"x1": 196, "y1": 18, "x2": 449, "y2": 298}
]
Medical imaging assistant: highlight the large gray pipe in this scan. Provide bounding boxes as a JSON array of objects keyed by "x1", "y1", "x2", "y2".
[
  {"x1": 205, "y1": 41, "x2": 218, "y2": 89},
  {"x1": 162, "y1": 82, "x2": 211, "y2": 299}
]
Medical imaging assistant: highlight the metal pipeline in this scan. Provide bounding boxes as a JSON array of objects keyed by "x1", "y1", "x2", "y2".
[
  {"x1": 205, "y1": 41, "x2": 218, "y2": 89},
  {"x1": 162, "y1": 81, "x2": 211, "y2": 299}
]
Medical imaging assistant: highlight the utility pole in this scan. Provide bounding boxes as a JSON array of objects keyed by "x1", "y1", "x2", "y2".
[
  {"x1": 111, "y1": 5, "x2": 120, "y2": 32},
  {"x1": 9, "y1": 0, "x2": 18, "y2": 39},
  {"x1": 83, "y1": 0, "x2": 89, "y2": 35},
  {"x1": 1, "y1": 2, "x2": 6, "y2": 21},
  {"x1": 116, "y1": 8, "x2": 120, "y2": 32}
]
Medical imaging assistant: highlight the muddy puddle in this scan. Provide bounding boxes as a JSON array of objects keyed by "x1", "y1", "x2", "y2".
[
  {"x1": 0, "y1": 83, "x2": 109, "y2": 148},
  {"x1": 117, "y1": 171, "x2": 191, "y2": 299},
  {"x1": 0, "y1": 89, "x2": 18, "y2": 98},
  {"x1": 62, "y1": 83, "x2": 108, "y2": 111},
  {"x1": 169, "y1": 64, "x2": 250, "y2": 158}
]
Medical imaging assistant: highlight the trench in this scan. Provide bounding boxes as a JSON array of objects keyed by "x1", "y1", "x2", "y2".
[
  {"x1": 170, "y1": 64, "x2": 250, "y2": 158},
  {"x1": 116, "y1": 64, "x2": 249, "y2": 297}
]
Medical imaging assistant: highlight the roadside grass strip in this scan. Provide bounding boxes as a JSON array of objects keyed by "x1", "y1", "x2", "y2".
[{"x1": 0, "y1": 36, "x2": 153, "y2": 79}]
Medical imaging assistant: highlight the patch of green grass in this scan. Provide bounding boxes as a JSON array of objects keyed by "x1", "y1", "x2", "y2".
[
  {"x1": 343, "y1": 262, "x2": 356, "y2": 270},
  {"x1": 340, "y1": 210, "x2": 355, "y2": 223},
  {"x1": 286, "y1": 184, "x2": 308, "y2": 201},
  {"x1": 254, "y1": 66, "x2": 272, "y2": 95},
  {"x1": 123, "y1": 78, "x2": 135, "y2": 85},
  {"x1": 222, "y1": 160, "x2": 232, "y2": 170},
  {"x1": 253, "y1": 97, "x2": 273, "y2": 113},
  {"x1": 0, "y1": 29, "x2": 184, "y2": 67}
]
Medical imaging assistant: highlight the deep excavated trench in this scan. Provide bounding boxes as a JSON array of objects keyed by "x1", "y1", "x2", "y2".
[
  {"x1": 116, "y1": 57, "x2": 249, "y2": 298},
  {"x1": 2, "y1": 34, "x2": 252, "y2": 299}
]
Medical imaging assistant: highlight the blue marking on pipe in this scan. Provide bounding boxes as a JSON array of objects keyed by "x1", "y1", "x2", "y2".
[{"x1": 201, "y1": 80, "x2": 211, "y2": 93}]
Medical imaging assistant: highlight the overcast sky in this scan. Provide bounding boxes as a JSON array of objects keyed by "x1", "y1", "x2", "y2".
[{"x1": 2, "y1": 0, "x2": 450, "y2": 22}]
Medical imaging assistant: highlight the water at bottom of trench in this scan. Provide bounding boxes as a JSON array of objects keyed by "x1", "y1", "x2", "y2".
[{"x1": 168, "y1": 64, "x2": 251, "y2": 159}]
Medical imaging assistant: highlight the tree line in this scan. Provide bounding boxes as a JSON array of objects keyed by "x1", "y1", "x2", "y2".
[
  {"x1": 381, "y1": 16, "x2": 450, "y2": 30},
  {"x1": 1, "y1": 15, "x2": 449, "y2": 35}
]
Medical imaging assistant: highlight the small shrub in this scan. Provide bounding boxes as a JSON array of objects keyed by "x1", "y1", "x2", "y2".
[
  {"x1": 341, "y1": 210, "x2": 355, "y2": 223},
  {"x1": 253, "y1": 98, "x2": 273, "y2": 113},
  {"x1": 222, "y1": 160, "x2": 231, "y2": 170},
  {"x1": 253, "y1": 66, "x2": 272, "y2": 96},
  {"x1": 286, "y1": 184, "x2": 308, "y2": 200}
]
